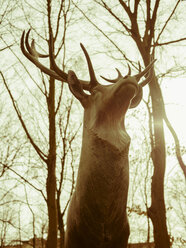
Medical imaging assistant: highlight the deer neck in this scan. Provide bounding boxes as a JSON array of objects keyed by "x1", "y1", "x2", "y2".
[
  {"x1": 76, "y1": 116, "x2": 130, "y2": 213},
  {"x1": 83, "y1": 113, "x2": 130, "y2": 152}
]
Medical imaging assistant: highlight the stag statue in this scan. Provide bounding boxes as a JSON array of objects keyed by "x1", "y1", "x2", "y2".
[{"x1": 21, "y1": 30, "x2": 155, "y2": 248}]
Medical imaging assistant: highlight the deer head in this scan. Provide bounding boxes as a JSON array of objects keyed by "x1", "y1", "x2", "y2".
[{"x1": 21, "y1": 30, "x2": 155, "y2": 138}]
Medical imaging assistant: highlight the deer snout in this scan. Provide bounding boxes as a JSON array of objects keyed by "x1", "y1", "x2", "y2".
[{"x1": 115, "y1": 78, "x2": 139, "y2": 98}]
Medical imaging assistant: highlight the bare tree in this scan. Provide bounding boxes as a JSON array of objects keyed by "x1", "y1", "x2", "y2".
[{"x1": 1, "y1": 0, "x2": 79, "y2": 247}]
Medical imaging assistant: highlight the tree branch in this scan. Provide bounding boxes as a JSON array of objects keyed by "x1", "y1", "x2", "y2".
[
  {"x1": 163, "y1": 111, "x2": 186, "y2": 178},
  {"x1": 3, "y1": 163, "x2": 47, "y2": 201},
  {"x1": 151, "y1": 0, "x2": 160, "y2": 31},
  {"x1": 119, "y1": 0, "x2": 132, "y2": 18},
  {"x1": 100, "y1": 0, "x2": 131, "y2": 33},
  {"x1": 155, "y1": 0, "x2": 181, "y2": 45},
  {"x1": 73, "y1": 1, "x2": 133, "y2": 63},
  {"x1": 0, "y1": 44, "x2": 14, "y2": 52},
  {"x1": 118, "y1": 0, "x2": 143, "y2": 55},
  {"x1": 154, "y1": 37, "x2": 186, "y2": 47},
  {"x1": 143, "y1": 0, "x2": 152, "y2": 48},
  {"x1": 134, "y1": 0, "x2": 140, "y2": 16},
  {"x1": 0, "y1": 72, "x2": 47, "y2": 163}
]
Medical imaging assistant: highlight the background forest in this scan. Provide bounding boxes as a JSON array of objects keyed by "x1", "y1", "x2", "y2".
[{"x1": 0, "y1": 0, "x2": 186, "y2": 248}]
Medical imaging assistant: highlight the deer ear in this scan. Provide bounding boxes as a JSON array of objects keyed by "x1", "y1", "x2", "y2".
[
  {"x1": 129, "y1": 86, "x2": 143, "y2": 108},
  {"x1": 67, "y1": 70, "x2": 89, "y2": 107}
]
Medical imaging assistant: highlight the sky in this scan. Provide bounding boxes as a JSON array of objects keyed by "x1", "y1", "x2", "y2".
[{"x1": 163, "y1": 78, "x2": 186, "y2": 143}]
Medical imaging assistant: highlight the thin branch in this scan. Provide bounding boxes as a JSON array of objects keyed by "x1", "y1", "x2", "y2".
[
  {"x1": 144, "y1": 0, "x2": 151, "y2": 39},
  {"x1": 144, "y1": 97, "x2": 155, "y2": 150},
  {"x1": 119, "y1": 0, "x2": 132, "y2": 18},
  {"x1": 73, "y1": 1, "x2": 133, "y2": 63},
  {"x1": 151, "y1": 0, "x2": 160, "y2": 31},
  {"x1": 155, "y1": 0, "x2": 181, "y2": 45},
  {"x1": 163, "y1": 113, "x2": 186, "y2": 178},
  {"x1": 100, "y1": 0, "x2": 131, "y2": 33},
  {"x1": 54, "y1": 0, "x2": 64, "y2": 41},
  {"x1": 0, "y1": 218, "x2": 23, "y2": 232},
  {"x1": 0, "y1": 72, "x2": 47, "y2": 163},
  {"x1": 118, "y1": 0, "x2": 143, "y2": 54},
  {"x1": 55, "y1": 83, "x2": 64, "y2": 115},
  {"x1": 24, "y1": 185, "x2": 36, "y2": 247},
  {"x1": 3, "y1": 163, "x2": 46, "y2": 201},
  {"x1": 1, "y1": 36, "x2": 46, "y2": 97},
  {"x1": 0, "y1": 140, "x2": 23, "y2": 178},
  {"x1": 58, "y1": 102, "x2": 72, "y2": 194},
  {"x1": 62, "y1": 146, "x2": 75, "y2": 217},
  {"x1": 134, "y1": 0, "x2": 140, "y2": 16},
  {"x1": 0, "y1": 44, "x2": 14, "y2": 52},
  {"x1": 154, "y1": 37, "x2": 186, "y2": 47}
]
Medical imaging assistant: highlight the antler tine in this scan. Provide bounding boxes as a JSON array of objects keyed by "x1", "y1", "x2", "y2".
[
  {"x1": 135, "y1": 59, "x2": 156, "y2": 83},
  {"x1": 47, "y1": 31, "x2": 68, "y2": 82},
  {"x1": 127, "y1": 64, "x2": 131, "y2": 75},
  {"x1": 115, "y1": 68, "x2": 123, "y2": 79},
  {"x1": 139, "y1": 66, "x2": 154, "y2": 87},
  {"x1": 101, "y1": 68, "x2": 123, "y2": 83},
  {"x1": 25, "y1": 29, "x2": 33, "y2": 55},
  {"x1": 101, "y1": 76, "x2": 117, "y2": 83},
  {"x1": 21, "y1": 30, "x2": 91, "y2": 90},
  {"x1": 138, "y1": 61, "x2": 141, "y2": 72},
  {"x1": 80, "y1": 43, "x2": 98, "y2": 89},
  {"x1": 31, "y1": 40, "x2": 49, "y2": 58},
  {"x1": 21, "y1": 30, "x2": 63, "y2": 81},
  {"x1": 25, "y1": 30, "x2": 48, "y2": 58}
]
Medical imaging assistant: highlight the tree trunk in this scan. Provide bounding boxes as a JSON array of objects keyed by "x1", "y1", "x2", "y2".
[
  {"x1": 128, "y1": 13, "x2": 170, "y2": 246},
  {"x1": 57, "y1": 192, "x2": 65, "y2": 248},
  {"x1": 135, "y1": 34, "x2": 170, "y2": 246},
  {"x1": 147, "y1": 73, "x2": 170, "y2": 248},
  {"x1": 46, "y1": 77, "x2": 58, "y2": 248}
]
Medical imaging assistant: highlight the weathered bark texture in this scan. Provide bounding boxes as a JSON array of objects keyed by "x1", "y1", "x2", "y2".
[
  {"x1": 129, "y1": 10, "x2": 171, "y2": 245},
  {"x1": 46, "y1": 76, "x2": 58, "y2": 248},
  {"x1": 46, "y1": 1, "x2": 58, "y2": 247},
  {"x1": 57, "y1": 192, "x2": 65, "y2": 248},
  {"x1": 147, "y1": 72, "x2": 170, "y2": 248}
]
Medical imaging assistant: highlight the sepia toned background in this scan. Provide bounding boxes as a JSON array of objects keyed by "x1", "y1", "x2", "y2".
[{"x1": 0, "y1": 0, "x2": 186, "y2": 247}]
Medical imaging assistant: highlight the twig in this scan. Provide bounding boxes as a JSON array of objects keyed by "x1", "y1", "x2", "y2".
[
  {"x1": 0, "y1": 72, "x2": 47, "y2": 163},
  {"x1": 155, "y1": 0, "x2": 182, "y2": 45},
  {"x1": 163, "y1": 111, "x2": 186, "y2": 178},
  {"x1": 154, "y1": 37, "x2": 186, "y2": 47}
]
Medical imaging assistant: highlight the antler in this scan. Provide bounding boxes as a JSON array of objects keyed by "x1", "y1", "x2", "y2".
[
  {"x1": 80, "y1": 43, "x2": 99, "y2": 90},
  {"x1": 21, "y1": 30, "x2": 64, "y2": 82},
  {"x1": 101, "y1": 59, "x2": 156, "y2": 86},
  {"x1": 20, "y1": 30, "x2": 99, "y2": 91},
  {"x1": 101, "y1": 64, "x2": 131, "y2": 84},
  {"x1": 135, "y1": 59, "x2": 156, "y2": 86},
  {"x1": 127, "y1": 64, "x2": 131, "y2": 76},
  {"x1": 101, "y1": 68, "x2": 122, "y2": 83},
  {"x1": 21, "y1": 29, "x2": 156, "y2": 92}
]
